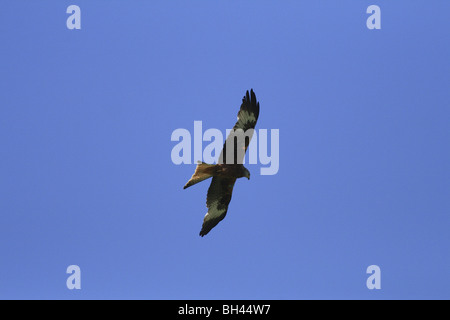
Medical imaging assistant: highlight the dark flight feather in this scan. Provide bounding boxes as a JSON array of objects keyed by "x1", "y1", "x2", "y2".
[{"x1": 218, "y1": 89, "x2": 260, "y2": 165}]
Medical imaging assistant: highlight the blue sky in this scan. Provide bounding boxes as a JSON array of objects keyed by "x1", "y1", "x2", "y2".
[{"x1": 0, "y1": 1, "x2": 449, "y2": 299}]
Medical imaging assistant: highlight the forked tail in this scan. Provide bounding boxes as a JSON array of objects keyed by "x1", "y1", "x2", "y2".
[{"x1": 183, "y1": 162, "x2": 218, "y2": 189}]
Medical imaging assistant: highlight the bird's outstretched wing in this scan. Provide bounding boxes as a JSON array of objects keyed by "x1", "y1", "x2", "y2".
[
  {"x1": 218, "y1": 89, "x2": 260, "y2": 165},
  {"x1": 200, "y1": 176, "x2": 237, "y2": 237}
]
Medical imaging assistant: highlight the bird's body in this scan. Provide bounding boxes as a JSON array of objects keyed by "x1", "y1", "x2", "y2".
[
  {"x1": 217, "y1": 164, "x2": 250, "y2": 179},
  {"x1": 183, "y1": 163, "x2": 249, "y2": 190},
  {"x1": 183, "y1": 89, "x2": 260, "y2": 236}
]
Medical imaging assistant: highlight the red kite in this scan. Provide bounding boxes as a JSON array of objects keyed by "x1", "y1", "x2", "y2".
[{"x1": 184, "y1": 89, "x2": 260, "y2": 236}]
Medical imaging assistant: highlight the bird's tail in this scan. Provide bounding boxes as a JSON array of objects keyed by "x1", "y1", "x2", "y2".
[{"x1": 183, "y1": 162, "x2": 218, "y2": 189}]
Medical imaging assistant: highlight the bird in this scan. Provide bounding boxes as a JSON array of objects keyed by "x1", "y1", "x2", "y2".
[{"x1": 183, "y1": 89, "x2": 260, "y2": 236}]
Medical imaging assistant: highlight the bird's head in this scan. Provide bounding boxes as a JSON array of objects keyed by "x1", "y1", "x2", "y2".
[{"x1": 243, "y1": 168, "x2": 250, "y2": 180}]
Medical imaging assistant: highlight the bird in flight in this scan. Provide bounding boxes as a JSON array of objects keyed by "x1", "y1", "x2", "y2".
[{"x1": 184, "y1": 89, "x2": 260, "y2": 236}]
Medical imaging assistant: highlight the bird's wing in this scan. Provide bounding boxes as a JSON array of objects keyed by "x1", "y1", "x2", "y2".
[
  {"x1": 200, "y1": 176, "x2": 237, "y2": 236},
  {"x1": 218, "y1": 89, "x2": 260, "y2": 165}
]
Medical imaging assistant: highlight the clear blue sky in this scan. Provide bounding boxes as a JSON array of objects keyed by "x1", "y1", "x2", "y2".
[{"x1": 0, "y1": 1, "x2": 449, "y2": 299}]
